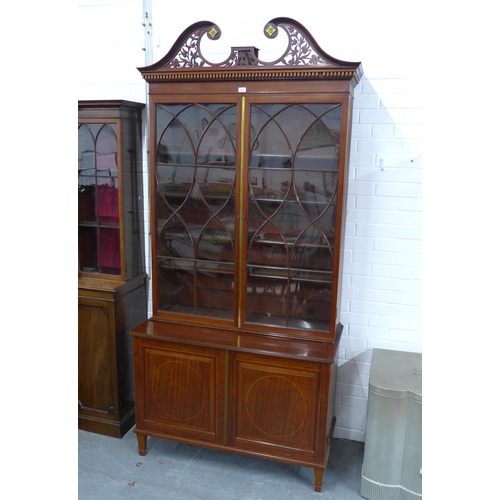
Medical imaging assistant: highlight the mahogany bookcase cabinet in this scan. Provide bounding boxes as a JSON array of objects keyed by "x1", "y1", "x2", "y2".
[
  {"x1": 78, "y1": 100, "x2": 149, "y2": 438},
  {"x1": 131, "y1": 19, "x2": 362, "y2": 491}
]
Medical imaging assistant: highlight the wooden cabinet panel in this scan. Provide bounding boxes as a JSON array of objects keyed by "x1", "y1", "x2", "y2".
[
  {"x1": 78, "y1": 301, "x2": 114, "y2": 414},
  {"x1": 136, "y1": 341, "x2": 225, "y2": 443},
  {"x1": 229, "y1": 353, "x2": 326, "y2": 461}
]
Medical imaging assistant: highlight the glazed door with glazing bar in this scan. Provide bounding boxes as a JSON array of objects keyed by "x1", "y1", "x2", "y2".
[
  {"x1": 152, "y1": 98, "x2": 343, "y2": 336},
  {"x1": 242, "y1": 100, "x2": 343, "y2": 334},
  {"x1": 153, "y1": 101, "x2": 240, "y2": 323}
]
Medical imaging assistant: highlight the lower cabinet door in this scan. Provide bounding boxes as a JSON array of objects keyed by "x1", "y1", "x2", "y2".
[
  {"x1": 227, "y1": 351, "x2": 330, "y2": 466},
  {"x1": 134, "y1": 339, "x2": 226, "y2": 445},
  {"x1": 79, "y1": 299, "x2": 115, "y2": 415}
]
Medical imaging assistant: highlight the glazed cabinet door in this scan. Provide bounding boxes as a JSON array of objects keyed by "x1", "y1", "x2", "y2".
[
  {"x1": 134, "y1": 339, "x2": 226, "y2": 448},
  {"x1": 78, "y1": 121, "x2": 122, "y2": 276},
  {"x1": 227, "y1": 351, "x2": 330, "y2": 465},
  {"x1": 242, "y1": 100, "x2": 344, "y2": 337},
  {"x1": 152, "y1": 101, "x2": 239, "y2": 323},
  {"x1": 150, "y1": 97, "x2": 346, "y2": 341}
]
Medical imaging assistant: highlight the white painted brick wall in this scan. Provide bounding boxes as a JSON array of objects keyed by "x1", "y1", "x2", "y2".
[
  {"x1": 335, "y1": 7, "x2": 422, "y2": 438},
  {"x1": 77, "y1": 0, "x2": 423, "y2": 443}
]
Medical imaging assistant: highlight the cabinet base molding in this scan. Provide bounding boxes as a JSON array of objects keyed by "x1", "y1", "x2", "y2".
[{"x1": 79, "y1": 405, "x2": 135, "y2": 439}]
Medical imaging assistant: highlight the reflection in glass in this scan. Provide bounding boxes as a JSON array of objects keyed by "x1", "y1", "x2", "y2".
[
  {"x1": 78, "y1": 123, "x2": 121, "y2": 276},
  {"x1": 245, "y1": 103, "x2": 342, "y2": 331}
]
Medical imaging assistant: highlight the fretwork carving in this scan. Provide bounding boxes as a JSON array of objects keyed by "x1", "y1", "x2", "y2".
[{"x1": 139, "y1": 18, "x2": 362, "y2": 83}]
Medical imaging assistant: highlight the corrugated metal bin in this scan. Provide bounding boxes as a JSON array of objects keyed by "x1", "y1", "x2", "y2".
[{"x1": 361, "y1": 348, "x2": 422, "y2": 500}]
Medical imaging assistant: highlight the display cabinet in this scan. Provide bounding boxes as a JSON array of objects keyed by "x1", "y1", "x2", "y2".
[
  {"x1": 78, "y1": 100, "x2": 149, "y2": 438},
  {"x1": 131, "y1": 19, "x2": 362, "y2": 490}
]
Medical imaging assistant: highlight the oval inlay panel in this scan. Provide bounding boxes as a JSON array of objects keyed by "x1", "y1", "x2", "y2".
[
  {"x1": 245, "y1": 375, "x2": 307, "y2": 437},
  {"x1": 152, "y1": 361, "x2": 206, "y2": 421}
]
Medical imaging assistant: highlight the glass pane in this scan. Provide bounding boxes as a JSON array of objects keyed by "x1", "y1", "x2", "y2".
[
  {"x1": 78, "y1": 226, "x2": 121, "y2": 276},
  {"x1": 197, "y1": 167, "x2": 235, "y2": 200},
  {"x1": 96, "y1": 180, "x2": 119, "y2": 224},
  {"x1": 157, "y1": 108, "x2": 195, "y2": 165},
  {"x1": 197, "y1": 219, "x2": 235, "y2": 263},
  {"x1": 157, "y1": 165, "x2": 196, "y2": 207},
  {"x1": 249, "y1": 168, "x2": 291, "y2": 205},
  {"x1": 196, "y1": 262, "x2": 235, "y2": 320},
  {"x1": 291, "y1": 229, "x2": 333, "y2": 271},
  {"x1": 245, "y1": 271, "x2": 332, "y2": 331},
  {"x1": 157, "y1": 258, "x2": 195, "y2": 315},
  {"x1": 197, "y1": 107, "x2": 237, "y2": 166},
  {"x1": 245, "y1": 274, "x2": 289, "y2": 328},
  {"x1": 78, "y1": 125, "x2": 95, "y2": 171},
  {"x1": 158, "y1": 216, "x2": 194, "y2": 260},
  {"x1": 95, "y1": 124, "x2": 119, "y2": 225},
  {"x1": 78, "y1": 125, "x2": 96, "y2": 222},
  {"x1": 294, "y1": 171, "x2": 337, "y2": 204},
  {"x1": 245, "y1": 103, "x2": 342, "y2": 332},
  {"x1": 288, "y1": 279, "x2": 332, "y2": 330},
  {"x1": 99, "y1": 227, "x2": 121, "y2": 275},
  {"x1": 79, "y1": 226, "x2": 97, "y2": 272},
  {"x1": 78, "y1": 176, "x2": 95, "y2": 222},
  {"x1": 154, "y1": 103, "x2": 237, "y2": 320},
  {"x1": 96, "y1": 124, "x2": 118, "y2": 172}
]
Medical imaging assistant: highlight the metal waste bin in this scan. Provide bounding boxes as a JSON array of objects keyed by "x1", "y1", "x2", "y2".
[{"x1": 361, "y1": 348, "x2": 422, "y2": 500}]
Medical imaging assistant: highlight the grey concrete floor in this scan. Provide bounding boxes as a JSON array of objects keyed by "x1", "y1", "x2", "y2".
[{"x1": 78, "y1": 428, "x2": 365, "y2": 499}]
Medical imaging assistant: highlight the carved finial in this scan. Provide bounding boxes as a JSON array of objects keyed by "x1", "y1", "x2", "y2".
[
  {"x1": 264, "y1": 23, "x2": 278, "y2": 39},
  {"x1": 207, "y1": 25, "x2": 221, "y2": 40}
]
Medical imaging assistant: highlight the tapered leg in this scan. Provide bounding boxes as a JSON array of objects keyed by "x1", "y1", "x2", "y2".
[
  {"x1": 137, "y1": 433, "x2": 148, "y2": 456},
  {"x1": 314, "y1": 468, "x2": 324, "y2": 492}
]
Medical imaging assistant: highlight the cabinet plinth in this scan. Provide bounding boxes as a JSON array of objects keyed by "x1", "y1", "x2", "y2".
[{"x1": 132, "y1": 18, "x2": 361, "y2": 490}]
